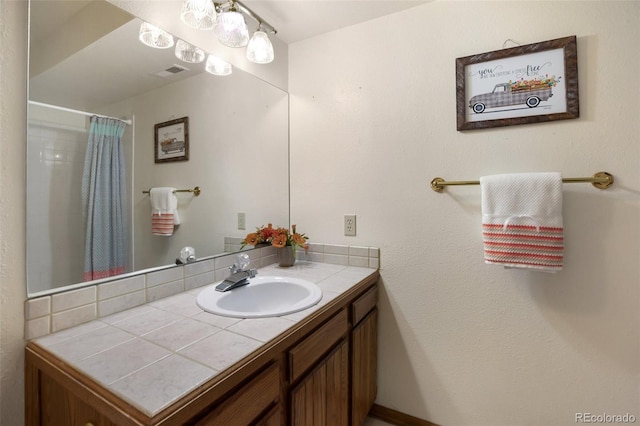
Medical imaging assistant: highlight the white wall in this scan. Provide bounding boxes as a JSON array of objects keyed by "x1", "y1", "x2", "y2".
[
  {"x1": 107, "y1": 69, "x2": 289, "y2": 269},
  {"x1": 289, "y1": 1, "x2": 639, "y2": 425},
  {"x1": 0, "y1": 0, "x2": 27, "y2": 423}
]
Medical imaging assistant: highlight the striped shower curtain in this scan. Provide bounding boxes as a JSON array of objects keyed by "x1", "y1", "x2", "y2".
[{"x1": 81, "y1": 116, "x2": 127, "y2": 281}]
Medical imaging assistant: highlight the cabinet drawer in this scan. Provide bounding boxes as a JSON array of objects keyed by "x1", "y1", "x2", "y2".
[
  {"x1": 196, "y1": 363, "x2": 279, "y2": 425},
  {"x1": 352, "y1": 285, "x2": 377, "y2": 326},
  {"x1": 289, "y1": 309, "x2": 348, "y2": 382}
]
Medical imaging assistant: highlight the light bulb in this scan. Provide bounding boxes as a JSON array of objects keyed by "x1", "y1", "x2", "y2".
[
  {"x1": 205, "y1": 55, "x2": 232, "y2": 76},
  {"x1": 214, "y1": 10, "x2": 249, "y2": 48},
  {"x1": 180, "y1": 0, "x2": 216, "y2": 30},
  {"x1": 175, "y1": 39, "x2": 205, "y2": 63},
  {"x1": 138, "y1": 22, "x2": 174, "y2": 49},
  {"x1": 246, "y1": 30, "x2": 274, "y2": 64}
]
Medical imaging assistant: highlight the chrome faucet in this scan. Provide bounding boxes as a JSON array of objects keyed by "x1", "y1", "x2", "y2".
[
  {"x1": 215, "y1": 268, "x2": 258, "y2": 292},
  {"x1": 215, "y1": 253, "x2": 257, "y2": 292}
]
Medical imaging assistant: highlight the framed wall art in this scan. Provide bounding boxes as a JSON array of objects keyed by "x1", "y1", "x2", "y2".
[
  {"x1": 456, "y1": 35, "x2": 579, "y2": 131},
  {"x1": 154, "y1": 117, "x2": 189, "y2": 163}
]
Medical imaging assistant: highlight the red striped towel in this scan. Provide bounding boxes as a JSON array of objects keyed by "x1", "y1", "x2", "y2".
[
  {"x1": 152, "y1": 212, "x2": 175, "y2": 236},
  {"x1": 150, "y1": 187, "x2": 179, "y2": 236},
  {"x1": 480, "y1": 173, "x2": 563, "y2": 272}
]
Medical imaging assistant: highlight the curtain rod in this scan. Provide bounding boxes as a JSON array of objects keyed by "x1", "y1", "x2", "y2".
[{"x1": 28, "y1": 100, "x2": 132, "y2": 126}]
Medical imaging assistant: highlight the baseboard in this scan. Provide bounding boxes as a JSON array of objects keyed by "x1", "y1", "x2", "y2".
[{"x1": 369, "y1": 404, "x2": 440, "y2": 426}]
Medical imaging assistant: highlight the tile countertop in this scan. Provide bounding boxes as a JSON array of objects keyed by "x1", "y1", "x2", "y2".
[{"x1": 32, "y1": 261, "x2": 378, "y2": 418}]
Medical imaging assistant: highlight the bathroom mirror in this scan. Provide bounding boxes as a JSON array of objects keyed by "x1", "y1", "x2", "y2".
[{"x1": 27, "y1": 0, "x2": 289, "y2": 296}]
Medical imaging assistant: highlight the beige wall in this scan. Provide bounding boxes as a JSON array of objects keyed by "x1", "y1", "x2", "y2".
[
  {"x1": 289, "y1": 1, "x2": 639, "y2": 425},
  {"x1": 3, "y1": 0, "x2": 639, "y2": 424},
  {"x1": 0, "y1": 0, "x2": 27, "y2": 423}
]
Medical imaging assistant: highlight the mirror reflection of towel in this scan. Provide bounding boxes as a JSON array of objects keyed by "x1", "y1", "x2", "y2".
[
  {"x1": 150, "y1": 187, "x2": 179, "y2": 236},
  {"x1": 480, "y1": 173, "x2": 564, "y2": 272}
]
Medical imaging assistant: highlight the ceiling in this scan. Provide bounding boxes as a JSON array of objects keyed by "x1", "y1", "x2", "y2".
[
  {"x1": 240, "y1": 0, "x2": 432, "y2": 44},
  {"x1": 31, "y1": 0, "x2": 432, "y2": 46},
  {"x1": 28, "y1": 0, "x2": 432, "y2": 110}
]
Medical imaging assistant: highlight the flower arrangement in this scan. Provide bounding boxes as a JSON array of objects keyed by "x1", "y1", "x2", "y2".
[{"x1": 242, "y1": 223, "x2": 309, "y2": 253}]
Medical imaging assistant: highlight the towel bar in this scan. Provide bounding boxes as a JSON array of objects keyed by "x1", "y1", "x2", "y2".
[
  {"x1": 430, "y1": 172, "x2": 613, "y2": 193},
  {"x1": 142, "y1": 186, "x2": 201, "y2": 196}
]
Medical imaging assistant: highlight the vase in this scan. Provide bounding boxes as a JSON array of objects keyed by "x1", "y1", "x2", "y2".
[{"x1": 276, "y1": 246, "x2": 295, "y2": 267}]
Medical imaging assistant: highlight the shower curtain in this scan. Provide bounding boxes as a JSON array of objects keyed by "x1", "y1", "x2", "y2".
[{"x1": 81, "y1": 116, "x2": 127, "y2": 281}]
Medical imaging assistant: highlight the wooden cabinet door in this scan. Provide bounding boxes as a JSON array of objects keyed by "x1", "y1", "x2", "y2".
[
  {"x1": 195, "y1": 363, "x2": 279, "y2": 426},
  {"x1": 351, "y1": 308, "x2": 378, "y2": 426},
  {"x1": 290, "y1": 339, "x2": 349, "y2": 426},
  {"x1": 38, "y1": 372, "x2": 117, "y2": 426},
  {"x1": 255, "y1": 405, "x2": 281, "y2": 426}
]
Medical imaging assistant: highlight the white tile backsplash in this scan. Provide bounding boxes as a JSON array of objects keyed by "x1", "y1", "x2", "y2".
[
  {"x1": 146, "y1": 267, "x2": 183, "y2": 288},
  {"x1": 146, "y1": 280, "x2": 184, "y2": 302},
  {"x1": 25, "y1": 316, "x2": 51, "y2": 340},
  {"x1": 183, "y1": 259, "x2": 215, "y2": 277},
  {"x1": 98, "y1": 275, "x2": 145, "y2": 300},
  {"x1": 325, "y1": 244, "x2": 349, "y2": 255},
  {"x1": 98, "y1": 290, "x2": 146, "y2": 317},
  {"x1": 25, "y1": 296, "x2": 51, "y2": 320},
  {"x1": 51, "y1": 303, "x2": 97, "y2": 332},
  {"x1": 25, "y1": 244, "x2": 380, "y2": 339},
  {"x1": 51, "y1": 286, "x2": 96, "y2": 313}
]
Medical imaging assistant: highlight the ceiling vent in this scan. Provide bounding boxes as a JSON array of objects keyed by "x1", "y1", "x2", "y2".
[{"x1": 155, "y1": 64, "x2": 190, "y2": 78}]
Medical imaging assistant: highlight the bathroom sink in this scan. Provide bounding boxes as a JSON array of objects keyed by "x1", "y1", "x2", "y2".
[{"x1": 196, "y1": 276, "x2": 322, "y2": 318}]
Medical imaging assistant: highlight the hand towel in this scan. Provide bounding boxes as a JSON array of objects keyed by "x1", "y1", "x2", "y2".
[
  {"x1": 480, "y1": 172, "x2": 564, "y2": 272},
  {"x1": 150, "y1": 187, "x2": 179, "y2": 236}
]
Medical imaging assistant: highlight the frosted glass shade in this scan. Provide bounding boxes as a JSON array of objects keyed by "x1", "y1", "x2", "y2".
[
  {"x1": 214, "y1": 11, "x2": 249, "y2": 48},
  {"x1": 205, "y1": 55, "x2": 232, "y2": 76},
  {"x1": 138, "y1": 22, "x2": 174, "y2": 49},
  {"x1": 180, "y1": 0, "x2": 216, "y2": 30},
  {"x1": 246, "y1": 31, "x2": 274, "y2": 64},
  {"x1": 175, "y1": 39, "x2": 205, "y2": 63}
]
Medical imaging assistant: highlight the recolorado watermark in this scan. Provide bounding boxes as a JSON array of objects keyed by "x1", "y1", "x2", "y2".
[{"x1": 576, "y1": 413, "x2": 637, "y2": 423}]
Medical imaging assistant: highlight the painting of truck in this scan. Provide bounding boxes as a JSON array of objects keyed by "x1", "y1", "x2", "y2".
[
  {"x1": 160, "y1": 138, "x2": 185, "y2": 154},
  {"x1": 469, "y1": 76, "x2": 560, "y2": 114}
]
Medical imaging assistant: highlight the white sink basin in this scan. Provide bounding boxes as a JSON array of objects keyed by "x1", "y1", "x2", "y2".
[{"x1": 196, "y1": 276, "x2": 322, "y2": 318}]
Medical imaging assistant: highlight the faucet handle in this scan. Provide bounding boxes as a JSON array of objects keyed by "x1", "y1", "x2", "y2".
[
  {"x1": 236, "y1": 253, "x2": 250, "y2": 270},
  {"x1": 248, "y1": 269, "x2": 258, "y2": 278}
]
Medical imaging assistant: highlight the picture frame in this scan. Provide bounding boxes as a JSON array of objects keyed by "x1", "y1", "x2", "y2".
[
  {"x1": 154, "y1": 117, "x2": 189, "y2": 163},
  {"x1": 456, "y1": 36, "x2": 579, "y2": 131}
]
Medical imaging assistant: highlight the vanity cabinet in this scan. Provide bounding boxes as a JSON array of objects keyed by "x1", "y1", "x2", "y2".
[
  {"x1": 289, "y1": 310, "x2": 350, "y2": 425},
  {"x1": 194, "y1": 363, "x2": 280, "y2": 425},
  {"x1": 26, "y1": 273, "x2": 379, "y2": 426},
  {"x1": 351, "y1": 286, "x2": 378, "y2": 426}
]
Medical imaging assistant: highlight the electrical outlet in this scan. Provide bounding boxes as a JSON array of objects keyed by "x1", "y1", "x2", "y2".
[
  {"x1": 344, "y1": 214, "x2": 356, "y2": 236},
  {"x1": 238, "y1": 212, "x2": 246, "y2": 230}
]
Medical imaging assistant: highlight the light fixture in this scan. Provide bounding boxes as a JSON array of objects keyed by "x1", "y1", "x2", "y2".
[
  {"x1": 175, "y1": 39, "x2": 205, "y2": 63},
  {"x1": 180, "y1": 0, "x2": 217, "y2": 30},
  {"x1": 246, "y1": 28, "x2": 274, "y2": 64},
  {"x1": 205, "y1": 54, "x2": 233, "y2": 76},
  {"x1": 214, "y1": 7, "x2": 250, "y2": 48},
  {"x1": 138, "y1": 22, "x2": 174, "y2": 49}
]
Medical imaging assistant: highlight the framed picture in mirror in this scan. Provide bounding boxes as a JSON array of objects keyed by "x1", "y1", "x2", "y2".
[{"x1": 154, "y1": 117, "x2": 189, "y2": 162}]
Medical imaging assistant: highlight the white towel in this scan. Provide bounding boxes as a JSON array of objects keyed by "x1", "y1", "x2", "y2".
[
  {"x1": 149, "y1": 187, "x2": 180, "y2": 236},
  {"x1": 480, "y1": 173, "x2": 564, "y2": 272}
]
